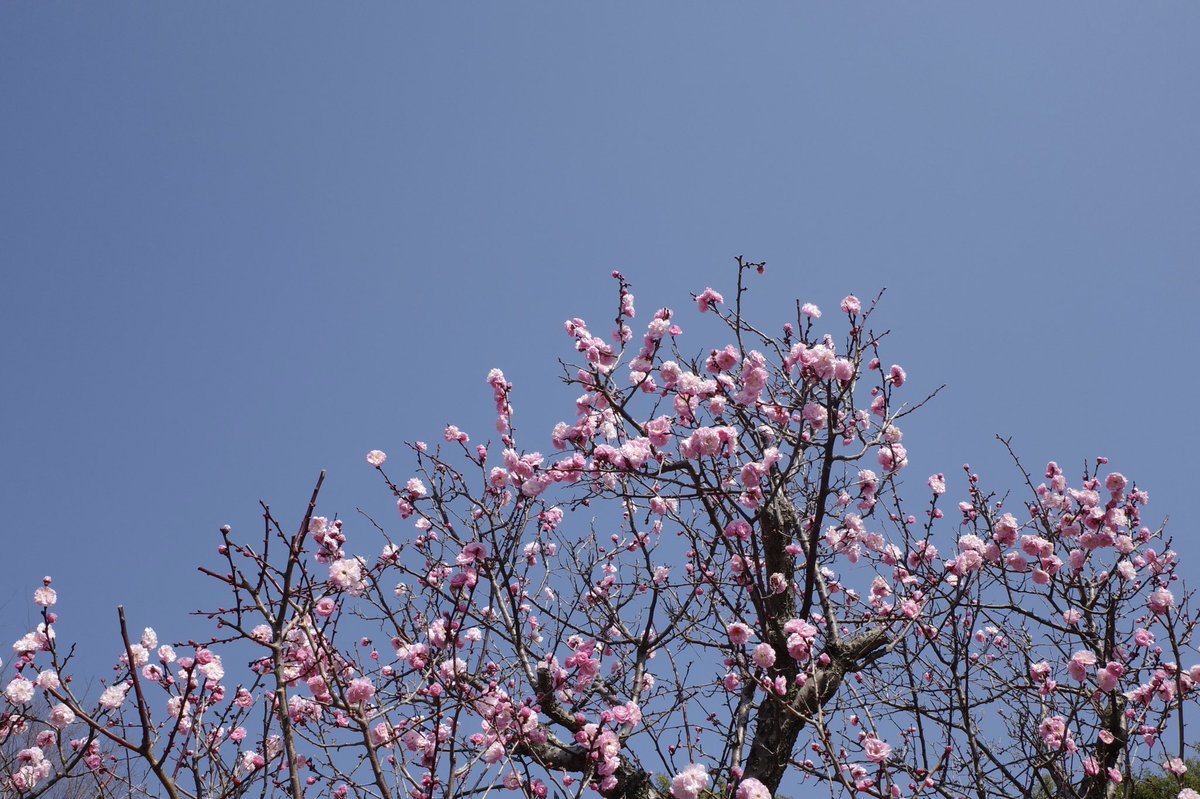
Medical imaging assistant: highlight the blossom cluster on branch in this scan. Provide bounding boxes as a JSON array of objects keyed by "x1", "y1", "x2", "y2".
[{"x1": 1, "y1": 259, "x2": 1195, "y2": 799}]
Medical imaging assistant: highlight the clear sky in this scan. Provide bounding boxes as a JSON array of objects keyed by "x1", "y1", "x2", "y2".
[{"x1": 2, "y1": 5, "x2": 1198, "y2": 674}]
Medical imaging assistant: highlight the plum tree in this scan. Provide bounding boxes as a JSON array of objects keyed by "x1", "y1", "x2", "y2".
[{"x1": 3, "y1": 260, "x2": 1195, "y2": 799}]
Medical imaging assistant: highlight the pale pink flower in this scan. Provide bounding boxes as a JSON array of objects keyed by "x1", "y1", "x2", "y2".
[
  {"x1": 366, "y1": 450, "x2": 387, "y2": 467},
  {"x1": 1038, "y1": 715, "x2": 1067, "y2": 750},
  {"x1": 840, "y1": 295, "x2": 861, "y2": 315},
  {"x1": 696, "y1": 288, "x2": 724, "y2": 313},
  {"x1": 1068, "y1": 650, "x2": 1097, "y2": 681},
  {"x1": 4, "y1": 678, "x2": 34, "y2": 704},
  {"x1": 346, "y1": 678, "x2": 375, "y2": 704},
  {"x1": 140, "y1": 628, "x2": 157, "y2": 649},
  {"x1": 877, "y1": 442, "x2": 908, "y2": 473},
  {"x1": 32, "y1": 587, "x2": 57, "y2": 607},
  {"x1": 928, "y1": 473, "x2": 946, "y2": 495},
  {"x1": 752, "y1": 643, "x2": 776, "y2": 669},
  {"x1": 1096, "y1": 662, "x2": 1124, "y2": 693},
  {"x1": 993, "y1": 513, "x2": 1019, "y2": 547},
  {"x1": 799, "y1": 303, "x2": 821, "y2": 319},
  {"x1": 862, "y1": 736, "x2": 892, "y2": 763},
  {"x1": 671, "y1": 763, "x2": 710, "y2": 799},
  {"x1": 444, "y1": 425, "x2": 470, "y2": 443},
  {"x1": 737, "y1": 778, "x2": 772, "y2": 799},
  {"x1": 47, "y1": 703, "x2": 75, "y2": 729},
  {"x1": 329, "y1": 558, "x2": 367, "y2": 595},
  {"x1": 727, "y1": 622, "x2": 752, "y2": 646},
  {"x1": 99, "y1": 684, "x2": 129, "y2": 710},
  {"x1": 802, "y1": 402, "x2": 828, "y2": 429},
  {"x1": 1148, "y1": 588, "x2": 1175, "y2": 615}
]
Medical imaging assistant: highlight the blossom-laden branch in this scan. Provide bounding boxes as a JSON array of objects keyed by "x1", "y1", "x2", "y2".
[{"x1": 2, "y1": 261, "x2": 1197, "y2": 799}]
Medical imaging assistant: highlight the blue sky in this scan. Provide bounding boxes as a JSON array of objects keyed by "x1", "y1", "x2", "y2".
[{"x1": 2, "y1": 5, "x2": 1198, "y2": 673}]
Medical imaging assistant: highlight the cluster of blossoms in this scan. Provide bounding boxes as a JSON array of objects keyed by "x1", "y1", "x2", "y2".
[{"x1": 2, "y1": 266, "x2": 1195, "y2": 799}]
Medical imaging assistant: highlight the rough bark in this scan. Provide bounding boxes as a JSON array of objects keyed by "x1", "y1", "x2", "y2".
[{"x1": 743, "y1": 626, "x2": 890, "y2": 793}]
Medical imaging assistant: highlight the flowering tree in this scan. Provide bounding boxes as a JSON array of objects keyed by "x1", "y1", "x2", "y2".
[{"x1": 3, "y1": 260, "x2": 1197, "y2": 799}]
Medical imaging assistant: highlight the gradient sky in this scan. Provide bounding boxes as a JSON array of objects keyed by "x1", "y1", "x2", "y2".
[{"x1": 2, "y1": 5, "x2": 1198, "y2": 680}]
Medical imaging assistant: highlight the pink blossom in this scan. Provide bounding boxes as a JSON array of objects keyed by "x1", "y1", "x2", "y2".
[
  {"x1": 1005, "y1": 552, "x2": 1029, "y2": 572},
  {"x1": 799, "y1": 303, "x2": 821, "y2": 319},
  {"x1": 724, "y1": 520, "x2": 752, "y2": 542},
  {"x1": 140, "y1": 628, "x2": 157, "y2": 649},
  {"x1": 33, "y1": 587, "x2": 57, "y2": 607},
  {"x1": 727, "y1": 622, "x2": 752, "y2": 646},
  {"x1": 840, "y1": 295, "x2": 861, "y2": 315},
  {"x1": 888, "y1": 365, "x2": 906, "y2": 387},
  {"x1": 991, "y1": 513, "x2": 1019, "y2": 546},
  {"x1": 610, "y1": 701, "x2": 643, "y2": 729},
  {"x1": 899, "y1": 599, "x2": 922, "y2": 619},
  {"x1": 862, "y1": 736, "x2": 892, "y2": 763},
  {"x1": 696, "y1": 288, "x2": 724, "y2": 313},
  {"x1": 99, "y1": 684, "x2": 129, "y2": 710},
  {"x1": 1148, "y1": 587, "x2": 1175, "y2": 615},
  {"x1": 457, "y1": 541, "x2": 489, "y2": 564},
  {"x1": 47, "y1": 703, "x2": 75, "y2": 729},
  {"x1": 671, "y1": 764, "x2": 710, "y2": 799},
  {"x1": 737, "y1": 778, "x2": 772, "y2": 799},
  {"x1": 1097, "y1": 662, "x2": 1124, "y2": 693},
  {"x1": 877, "y1": 442, "x2": 908, "y2": 473},
  {"x1": 802, "y1": 402, "x2": 828, "y2": 429},
  {"x1": 329, "y1": 558, "x2": 367, "y2": 595},
  {"x1": 752, "y1": 643, "x2": 776, "y2": 669},
  {"x1": 366, "y1": 450, "x2": 387, "y2": 467},
  {"x1": 1038, "y1": 715, "x2": 1068, "y2": 750},
  {"x1": 346, "y1": 678, "x2": 375, "y2": 704},
  {"x1": 4, "y1": 678, "x2": 34, "y2": 704},
  {"x1": 1068, "y1": 650, "x2": 1097, "y2": 681}
]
